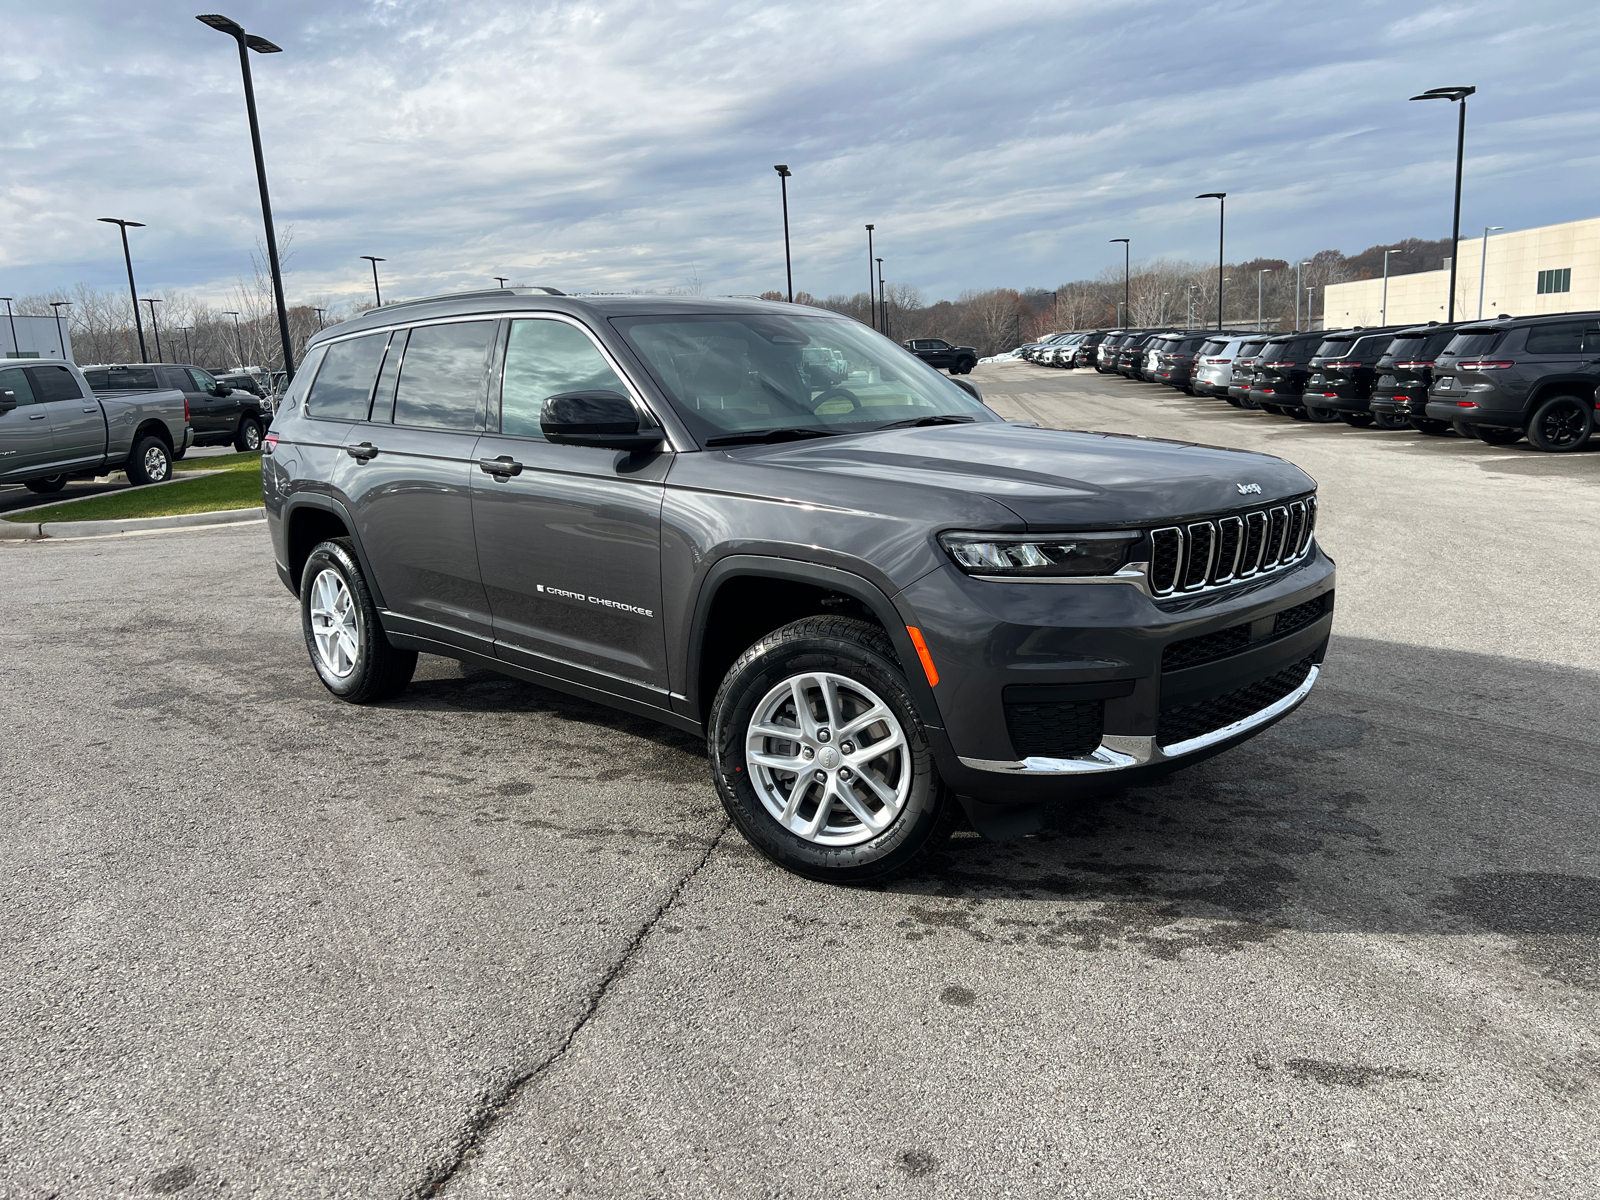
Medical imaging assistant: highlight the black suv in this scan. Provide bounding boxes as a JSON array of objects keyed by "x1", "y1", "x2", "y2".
[
  {"x1": 1071, "y1": 331, "x2": 1110, "y2": 368},
  {"x1": 1369, "y1": 323, "x2": 1464, "y2": 436},
  {"x1": 1248, "y1": 332, "x2": 1331, "y2": 419},
  {"x1": 1153, "y1": 333, "x2": 1212, "y2": 392},
  {"x1": 1301, "y1": 328, "x2": 1405, "y2": 428},
  {"x1": 264, "y1": 290, "x2": 1334, "y2": 882},
  {"x1": 904, "y1": 338, "x2": 978, "y2": 375},
  {"x1": 1425, "y1": 313, "x2": 1600, "y2": 451},
  {"x1": 83, "y1": 362, "x2": 271, "y2": 452},
  {"x1": 1227, "y1": 338, "x2": 1270, "y2": 406}
]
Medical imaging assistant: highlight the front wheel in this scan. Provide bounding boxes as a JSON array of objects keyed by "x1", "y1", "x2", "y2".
[
  {"x1": 300, "y1": 539, "x2": 417, "y2": 703},
  {"x1": 24, "y1": 474, "x2": 68, "y2": 494},
  {"x1": 709, "y1": 616, "x2": 955, "y2": 883},
  {"x1": 1476, "y1": 426, "x2": 1524, "y2": 445},
  {"x1": 1525, "y1": 394, "x2": 1594, "y2": 452},
  {"x1": 235, "y1": 416, "x2": 263, "y2": 453},
  {"x1": 125, "y1": 435, "x2": 172, "y2": 486}
]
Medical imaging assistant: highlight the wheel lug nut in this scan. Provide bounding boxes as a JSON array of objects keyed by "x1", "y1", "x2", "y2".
[
  {"x1": 802, "y1": 747, "x2": 814, "y2": 759},
  {"x1": 841, "y1": 742, "x2": 854, "y2": 754},
  {"x1": 814, "y1": 770, "x2": 827, "y2": 782},
  {"x1": 840, "y1": 768, "x2": 853, "y2": 780},
  {"x1": 817, "y1": 729, "x2": 831, "y2": 743}
]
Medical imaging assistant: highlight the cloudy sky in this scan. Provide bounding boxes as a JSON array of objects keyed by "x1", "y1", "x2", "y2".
[{"x1": 2, "y1": 0, "x2": 1597, "y2": 311}]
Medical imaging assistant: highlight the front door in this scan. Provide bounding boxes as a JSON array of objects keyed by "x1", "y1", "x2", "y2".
[
  {"x1": 183, "y1": 367, "x2": 236, "y2": 437},
  {"x1": 29, "y1": 365, "x2": 104, "y2": 472},
  {"x1": 471, "y1": 316, "x2": 671, "y2": 699},
  {"x1": 0, "y1": 367, "x2": 55, "y2": 483}
]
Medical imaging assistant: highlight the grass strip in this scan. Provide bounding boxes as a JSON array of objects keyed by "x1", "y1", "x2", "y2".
[{"x1": 6, "y1": 453, "x2": 264, "y2": 524}]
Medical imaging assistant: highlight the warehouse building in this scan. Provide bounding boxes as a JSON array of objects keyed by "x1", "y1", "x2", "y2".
[
  {"x1": 1322, "y1": 216, "x2": 1599, "y2": 327},
  {"x1": 4, "y1": 313, "x2": 76, "y2": 362}
]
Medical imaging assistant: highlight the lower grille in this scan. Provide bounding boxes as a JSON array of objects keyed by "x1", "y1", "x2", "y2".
[
  {"x1": 1005, "y1": 699, "x2": 1104, "y2": 759},
  {"x1": 1273, "y1": 592, "x2": 1333, "y2": 639},
  {"x1": 1161, "y1": 592, "x2": 1334, "y2": 672},
  {"x1": 1157, "y1": 655, "x2": 1317, "y2": 748}
]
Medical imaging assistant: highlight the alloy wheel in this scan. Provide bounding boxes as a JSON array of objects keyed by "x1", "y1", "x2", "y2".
[
  {"x1": 144, "y1": 444, "x2": 170, "y2": 482},
  {"x1": 1533, "y1": 398, "x2": 1589, "y2": 449},
  {"x1": 309, "y1": 568, "x2": 360, "y2": 678},
  {"x1": 244, "y1": 423, "x2": 262, "y2": 451},
  {"x1": 745, "y1": 671, "x2": 910, "y2": 847}
]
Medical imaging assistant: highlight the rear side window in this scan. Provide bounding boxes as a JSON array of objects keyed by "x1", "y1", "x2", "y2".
[
  {"x1": 1443, "y1": 330, "x2": 1505, "y2": 357},
  {"x1": 1524, "y1": 322, "x2": 1600, "y2": 354},
  {"x1": 28, "y1": 365, "x2": 85, "y2": 401},
  {"x1": 307, "y1": 332, "x2": 388, "y2": 420},
  {"x1": 0, "y1": 366, "x2": 38, "y2": 405},
  {"x1": 392, "y1": 320, "x2": 494, "y2": 431},
  {"x1": 500, "y1": 319, "x2": 631, "y2": 439}
]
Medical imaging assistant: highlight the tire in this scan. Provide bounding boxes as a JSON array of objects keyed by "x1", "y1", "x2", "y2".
[
  {"x1": 1372, "y1": 411, "x2": 1411, "y2": 430},
  {"x1": 1224, "y1": 396, "x2": 1242, "y2": 408},
  {"x1": 300, "y1": 538, "x2": 417, "y2": 704},
  {"x1": 1258, "y1": 403, "x2": 1279, "y2": 414},
  {"x1": 1475, "y1": 426, "x2": 1524, "y2": 445},
  {"x1": 125, "y1": 435, "x2": 172, "y2": 486},
  {"x1": 1240, "y1": 395, "x2": 1260, "y2": 410},
  {"x1": 1525, "y1": 394, "x2": 1594, "y2": 452},
  {"x1": 1286, "y1": 408, "x2": 1310, "y2": 421},
  {"x1": 1338, "y1": 412, "x2": 1376, "y2": 427},
  {"x1": 708, "y1": 615, "x2": 956, "y2": 884},
  {"x1": 172, "y1": 445, "x2": 187, "y2": 460},
  {"x1": 1409, "y1": 418, "x2": 1452, "y2": 436},
  {"x1": 1303, "y1": 405, "x2": 1340, "y2": 423},
  {"x1": 235, "y1": 416, "x2": 264, "y2": 453},
  {"x1": 1452, "y1": 420, "x2": 1477, "y2": 439},
  {"x1": 24, "y1": 474, "x2": 68, "y2": 494}
]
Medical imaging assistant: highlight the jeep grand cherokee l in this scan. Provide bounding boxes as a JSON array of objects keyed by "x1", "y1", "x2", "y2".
[
  {"x1": 1368, "y1": 323, "x2": 1464, "y2": 436},
  {"x1": 1301, "y1": 328, "x2": 1403, "y2": 428},
  {"x1": 263, "y1": 290, "x2": 1335, "y2": 882}
]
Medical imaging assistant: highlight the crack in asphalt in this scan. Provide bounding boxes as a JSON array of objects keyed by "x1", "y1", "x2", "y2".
[{"x1": 411, "y1": 818, "x2": 733, "y2": 1198}]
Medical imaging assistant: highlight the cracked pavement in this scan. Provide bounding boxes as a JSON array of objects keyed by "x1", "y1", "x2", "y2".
[{"x1": 1, "y1": 364, "x2": 1596, "y2": 1198}]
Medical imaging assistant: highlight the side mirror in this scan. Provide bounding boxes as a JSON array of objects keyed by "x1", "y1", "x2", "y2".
[
  {"x1": 0, "y1": 390, "x2": 15, "y2": 414},
  {"x1": 540, "y1": 390, "x2": 664, "y2": 452},
  {"x1": 951, "y1": 377, "x2": 983, "y2": 402},
  {"x1": 214, "y1": 385, "x2": 233, "y2": 396}
]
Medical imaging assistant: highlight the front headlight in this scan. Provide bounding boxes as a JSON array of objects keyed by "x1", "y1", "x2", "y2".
[{"x1": 939, "y1": 531, "x2": 1138, "y2": 577}]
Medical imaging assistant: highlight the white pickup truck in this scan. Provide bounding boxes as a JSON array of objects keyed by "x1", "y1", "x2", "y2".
[{"x1": 0, "y1": 359, "x2": 191, "y2": 494}]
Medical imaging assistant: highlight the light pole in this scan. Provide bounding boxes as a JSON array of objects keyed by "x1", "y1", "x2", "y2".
[
  {"x1": 773, "y1": 165, "x2": 793, "y2": 303},
  {"x1": 179, "y1": 325, "x2": 193, "y2": 361},
  {"x1": 97, "y1": 217, "x2": 148, "y2": 361},
  {"x1": 1196, "y1": 193, "x2": 1226, "y2": 330},
  {"x1": 1306, "y1": 287, "x2": 1315, "y2": 329},
  {"x1": 877, "y1": 257, "x2": 887, "y2": 336},
  {"x1": 1381, "y1": 249, "x2": 1404, "y2": 324},
  {"x1": 50, "y1": 301, "x2": 72, "y2": 358},
  {"x1": 864, "y1": 224, "x2": 876, "y2": 329},
  {"x1": 494, "y1": 276, "x2": 508, "y2": 288},
  {"x1": 1160, "y1": 292, "x2": 1170, "y2": 325},
  {"x1": 141, "y1": 298, "x2": 165, "y2": 361},
  {"x1": 1257, "y1": 269, "x2": 1272, "y2": 332},
  {"x1": 1408, "y1": 85, "x2": 1475, "y2": 323},
  {"x1": 313, "y1": 307, "x2": 326, "y2": 330},
  {"x1": 1109, "y1": 239, "x2": 1130, "y2": 326},
  {"x1": 222, "y1": 310, "x2": 245, "y2": 367},
  {"x1": 1477, "y1": 226, "x2": 1503, "y2": 319},
  {"x1": 1186, "y1": 284, "x2": 1197, "y2": 329},
  {"x1": 0, "y1": 298, "x2": 17, "y2": 359},
  {"x1": 198, "y1": 14, "x2": 296, "y2": 376},
  {"x1": 360, "y1": 256, "x2": 385, "y2": 307},
  {"x1": 1294, "y1": 260, "x2": 1311, "y2": 330}
]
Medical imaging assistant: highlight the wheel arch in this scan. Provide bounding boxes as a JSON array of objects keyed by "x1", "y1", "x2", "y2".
[
  {"x1": 131, "y1": 418, "x2": 174, "y2": 451},
  {"x1": 281, "y1": 493, "x2": 387, "y2": 608},
  {"x1": 1526, "y1": 377, "x2": 1600, "y2": 415}
]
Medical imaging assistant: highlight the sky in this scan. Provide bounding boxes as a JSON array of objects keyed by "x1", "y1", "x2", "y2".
[{"x1": 2, "y1": 0, "x2": 1598, "y2": 311}]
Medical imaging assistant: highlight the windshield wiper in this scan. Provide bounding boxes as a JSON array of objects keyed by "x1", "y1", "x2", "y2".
[
  {"x1": 869, "y1": 414, "x2": 979, "y2": 431},
  {"x1": 703, "y1": 427, "x2": 842, "y2": 447}
]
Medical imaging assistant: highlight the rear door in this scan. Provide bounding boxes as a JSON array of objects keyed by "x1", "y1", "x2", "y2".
[
  {"x1": 28, "y1": 365, "x2": 104, "y2": 472},
  {"x1": 0, "y1": 366, "x2": 55, "y2": 482},
  {"x1": 1521, "y1": 320, "x2": 1600, "y2": 406}
]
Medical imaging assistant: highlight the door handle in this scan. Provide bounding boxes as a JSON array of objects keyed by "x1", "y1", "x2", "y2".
[
  {"x1": 82, "y1": 406, "x2": 98, "y2": 413},
  {"x1": 345, "y1": 442, "x2": 379, "y2": 461},
  {"x1": 28, "y1": 412, "x2": 47, "y2": 420},
  {"x1": 478, "y1": 455, "x2": 524, "y2": 477}
]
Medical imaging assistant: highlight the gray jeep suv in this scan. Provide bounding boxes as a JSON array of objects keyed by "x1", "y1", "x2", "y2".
[{"x1": 263, "y1": 290, "x2": 1335, "y2": 882}]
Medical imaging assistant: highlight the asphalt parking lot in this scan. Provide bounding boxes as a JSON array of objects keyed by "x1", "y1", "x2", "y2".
[{"x1": 2, "y1": 362, "x2": 1597, "y2": 1199}]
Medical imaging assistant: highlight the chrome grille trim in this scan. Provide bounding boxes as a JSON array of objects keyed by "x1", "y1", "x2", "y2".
[{"x1": 1145, "y1": 495, "x2": 1319, "y2": 597}]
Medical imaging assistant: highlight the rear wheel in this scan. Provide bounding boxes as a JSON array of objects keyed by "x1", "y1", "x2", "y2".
[
  {"x1": 1286, "y1": 408, "x2": 1310, "y2": 421},
  {"x1": 709, "y1": 616, "x2": 955, "y2": 883},
  {"x1": 1338, "y1": 412, "x2": 1376, "y2": 427},
  {"x1": 300, "y1": 538, "x2": 417, "y2": 703},
  {"x1": 1372, "y1": 411, "x2": 1410, "y2": 430},
  {"x1": 1476, "y1": 426, "x2": 1524, "y2": 445},
  {"x1": 1409, "y1": 418, "x2": 1452, "y2": 436},
  {"x1": 125, "y1": 435, "x2": 172, "y2": 486},
  {"x1": 1525, "y1": 394, "x2": 1594, "y2": 452},
  {"x1": 1303, "y1": 405, "x2": 1340, "y2": 423},
  {"x1": 24, "y1": 474, "x2": 68, "y2": 494}
]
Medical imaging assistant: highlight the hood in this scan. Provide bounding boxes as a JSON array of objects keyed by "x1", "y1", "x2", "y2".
[{"x1": 721, "y1": 422, "x2": 1315, "y2": 528}]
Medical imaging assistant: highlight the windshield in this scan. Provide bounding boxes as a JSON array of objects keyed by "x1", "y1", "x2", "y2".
[
  {"x1": 1314, "y1": 339, "x2": 1356, "y2": 359},
  {"x1": 612, "y1": 313, "x2": 995, "y2": 444},
  {"x1": 1386, "y1": 335, "x2": 1427, "y2": 361},
  {"x1": 1238, "y1": 341, "x2": 1266, "y2": 357}
]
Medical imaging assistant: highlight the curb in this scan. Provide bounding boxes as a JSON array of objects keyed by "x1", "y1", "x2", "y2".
[
  {"x1": 0, "y1": 507, "x2": 265, "y2": 542},
  {"x1": 0, "y1": 468, "x2": 226, "y2": 520}
]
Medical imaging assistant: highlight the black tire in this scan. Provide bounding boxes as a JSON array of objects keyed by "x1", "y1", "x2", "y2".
[
  {"x1": 1372, "y1": 411, "x2": 1410, "y2": 430},
  {"x1": 1224, "y1": 395, "x2": 1242, "y2": 408},
  {"x1": 1338, "y1": 412, "x2": 1376, "y2": 427},
  {"x1": 708, "y1": 616, "x2": 956, "y2": 884},
  {"x1": 1303, "y1": 405, "x2": 1340, "y2": 424},
  {"x1": 1452, "y1": 420, "x2": 1478, "y2": 439},
  {"x1": 235, "y1": 416, "x2": 264, "y2": 453},
  {"x1": 1409, "y1": 418, "x2": 1452, "y2": 436},
  {"x1": 299, "y1": 538, "x2": 417, "y2": 704},
  {"x1": 1239, "y1": 395, "x2": 1260, "y2": 410},
  {"x1": 24, "y1": 474, "x2": 68, "y2": 494},
  {"x1": 125, "y1": 435, "x2": 172, "y2": 486},
  {"x1": 1525, "y1": 394, "x2": 1594, "y2": 452},
  {"x1": 1286, "y1": 408, "x2": 1311, "y2": 421},
  {"x1": 1475, "y1": 426, "x2": 1524, "y2": 445}
]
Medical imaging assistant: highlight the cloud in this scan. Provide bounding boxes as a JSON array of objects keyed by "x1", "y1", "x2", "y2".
[{"x1": 0, "y1": 0, "x2": 1596, "y2": 310}]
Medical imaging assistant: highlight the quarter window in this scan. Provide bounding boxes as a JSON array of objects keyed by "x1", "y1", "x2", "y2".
[
  {"x1": 1535, "y1": 268, "x2": 1571, "y2": 295},
  {"x1": 307, "y1": 333, "x2": 388, "y2": 420},
  {"x1": 1525, "y1": 323, "x2": 1584, "y2": 355},
  {"x1": 392, "y1": 321, "x2": 494, "y2": 431},
  {"x1": 500, "y1": 320, "x2": 631, "y2": 439}
]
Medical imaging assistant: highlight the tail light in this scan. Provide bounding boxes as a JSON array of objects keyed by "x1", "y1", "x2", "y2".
[
  {"x1": 1206, "y1": 357, "x2": 1232, "y2": 364},
  {"x1": 1323, "y1": 360, "x2": 1361, "y2": 368},
  {"x1": 183, "y1": 398, "x2": 190, "y2": 422},
  {"x1": 1461, "y1": 360, "x2": 1515, "y2": 370},
  {"x1": 263, "y1": 432, "x2": 279, "y2": 453},
  {"x1": 1395, "y1": 361, "x2": 1435, "y2": 368}
]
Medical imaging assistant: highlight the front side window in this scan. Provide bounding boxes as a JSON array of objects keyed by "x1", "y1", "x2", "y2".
[
  {"x1": 500, "y1": 319, "x2": 631, "y2": 439},
  {"x1": 187, "y1": 368, "x2": 220, "y2": 392},
  {"x1": 1536, "y1": 268, "x2": 1572, "y2": 295},
  {"x1": 28, "y1": 365, "x2": 84, "y2": 402},
  {"x1": 0, "y1": 366, "x2": 38, "y2": 405},
  {"x1": 392, "y1": 321, "x2": 494, "y2": 431},
  {"x1": 307, "y1": 332, "x2": 388, "y2": 420},
  {"x1": 1525, "y1": 322, "x2": 1585, "y2": 355},
  {"x1": 614, "y1": 313, "x2": 994, "y2": 445}
]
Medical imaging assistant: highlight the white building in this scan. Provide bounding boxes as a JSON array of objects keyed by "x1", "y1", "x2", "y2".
[
  {"x1": 1322, "y1": 216, "x2": 1600, "y2": 328},
  {"x1": 3, "y1": 312, "x2": 75, "y2": 362}
]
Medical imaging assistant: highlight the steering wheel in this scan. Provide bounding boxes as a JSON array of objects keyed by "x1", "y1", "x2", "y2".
[{"x1": 810, "y1": 386, "x2": 860, "y2": 414}]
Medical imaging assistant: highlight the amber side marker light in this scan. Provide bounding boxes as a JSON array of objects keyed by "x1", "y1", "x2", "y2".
[{"x1": 906, "y1": 627, "x2": 939, "y2": 687}]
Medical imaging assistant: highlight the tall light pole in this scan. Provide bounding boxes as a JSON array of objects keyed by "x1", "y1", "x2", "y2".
[
  {"x1": 1477, "y1": 226, "x2": 1503, "y2": 319},
  {"x1": 1381, "y1": 249, "x2": 1404, "y2": 324},
  {"x1": 1109, "y1": 239, "x2": 1130, "y2": 326},
  {"x1": 1186, "y1": 284, "x2": 1197, "y2": 329},
  {"x1": 360, "y1": 256, "x2": 385, "y2": 307},
  {"x1": 1408, "y1": 85, "x2": 1475, "y2": 323},
  {"x1": 1294, "y1": 260, "x2": 1311, "y2": 330},
  {"x1": 0, "y1": 298, "x2": 17, "y2": 359},
  {"x1": 1196, "y1": 193, "x2": 1226, "y2": 330},
  {"x1": 222, "y1": 310, "x2": 245, "y2": 367},
  {"x1": 1257, "y1": 269, "x2": 1272, "y2": 332},
  {"x1": 179, "y1": 325, "x2": 193, "y2": 361},
  {"x1": 864, "y1": 224, "x2": 876, "y2": 329},
  {"x1": 97, "y1": 217, "x2": 148, "y2": 361},
  {"x1": 141, "y1": 298, "x2": 165, "y2": 361},
  {"x1": 773, "y1": 165, "x2": 793, "y2": 303},
  {"x1": 197, "y1": 14, "x2": 296, "y2": 377},
  {"x1": 1306, "y1": 287, "x2": 1314, "y2": 329},
  {"x1": 877, "y1": 257, "x2": 887, "y2": 336},
  {"x1": 1160, "y1": 292, "x2": 1170, "y2": 325},
  {"x1": 313, "y1": 307, "x2": 327, "y2": 330},
  {"x1": 50, "y1": 301, "x2": 72, "y2": 358},
  {"x1": 494, "y1": 276, "x2": 508, "y2": 288}
]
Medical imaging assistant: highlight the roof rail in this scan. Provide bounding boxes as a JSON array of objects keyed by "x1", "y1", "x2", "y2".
[{"x1": 368, "y1": 285, "x2": 566, "y2": 314}]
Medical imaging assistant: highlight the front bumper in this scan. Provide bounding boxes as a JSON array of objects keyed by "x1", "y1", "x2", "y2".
[{"x1": 903, "y1": 549, "x2": 1336, "y2": 803}]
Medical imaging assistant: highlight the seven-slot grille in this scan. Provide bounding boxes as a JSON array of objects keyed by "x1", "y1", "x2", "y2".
[{"x1": 1147, "y1": 496, "x2": 1316, "y2": 596}]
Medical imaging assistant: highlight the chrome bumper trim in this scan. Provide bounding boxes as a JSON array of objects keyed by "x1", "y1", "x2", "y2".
[{"x1": 957, "y1": 665, "x2": 1319, "y2": 777}]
